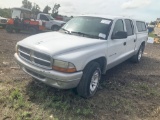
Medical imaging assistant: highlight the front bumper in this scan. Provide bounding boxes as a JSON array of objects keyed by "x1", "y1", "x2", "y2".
[{"x1": 14, "y1": 53, "x2": 83, "y2": 89}]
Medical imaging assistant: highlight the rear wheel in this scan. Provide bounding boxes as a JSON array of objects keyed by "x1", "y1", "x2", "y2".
[
  {"x1": 131, "y1": 44, "x2": 144, "y2": 63},
  {"x1": 76, "y1": 61, "x2": 101, "y2": 98}
]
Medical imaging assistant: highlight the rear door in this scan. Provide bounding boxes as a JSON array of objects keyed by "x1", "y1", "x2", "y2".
[
  {"x1": 107, "y1": 19, "x2": 127, "y2": 69},
  {"x1": 124, "y1": 19, "x2": 136, "y2": 56}
]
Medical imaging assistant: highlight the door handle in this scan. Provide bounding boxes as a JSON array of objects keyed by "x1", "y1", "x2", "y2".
[
  {"x1": 134, "y1": 39, "x2": 136, "y2": 42},
  {"x1": 123, "y1": 42, "x2": 126, "y2": 46}
]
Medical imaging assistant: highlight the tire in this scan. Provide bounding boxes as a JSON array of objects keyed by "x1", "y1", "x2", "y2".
[
  {"x1": 76, "y1": 61, "x2": 101, "y2": 98},
  {"x1": 2, "y1": 25, "x2": 6, "y2": 29},
  {"x1": 29, "y1": 27, "x2": 37, "y2": 34},
  {"x1": 6, "y1": 25, "x2": 13, "y2": 33},
  {"x1": 51, "y1": 25, "x2": 60, "y2": 31},
  {"x1": 131, "y1": 44, "x2": 144, "y2": 63}
]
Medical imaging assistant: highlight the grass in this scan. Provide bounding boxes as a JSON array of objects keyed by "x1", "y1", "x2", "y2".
[
  {"x1": 148, "y1": 33, "x2": 156, "y2": 38},
  {"x1": 1, "y1": 72, "x2": 160, "y2": 120}
]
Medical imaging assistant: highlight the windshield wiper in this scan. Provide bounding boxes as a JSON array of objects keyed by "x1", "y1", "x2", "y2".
[
  {"x1": 61, "y1": 28, "x2": 71, "y2": 34},
  {"x1": 71, "y1": 31, "x2": 105, "y2": 39}
]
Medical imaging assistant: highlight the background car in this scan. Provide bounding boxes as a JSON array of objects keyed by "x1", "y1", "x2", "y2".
[{"x1": 0, "y1": 16, "x2": 7, "y2": 28}]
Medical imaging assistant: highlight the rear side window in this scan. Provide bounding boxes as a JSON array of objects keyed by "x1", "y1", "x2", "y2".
[
  {"x1": 136, "y1": 21, "x2": 147, "y2": 32},
  {"x1": 125, "y1": 19, "x2": 134, "y2": 36},
  {"x1": 112, "y1": 19, "x2": 124, "y2": 35},
  {"x1": 40, "y1": 15, "x2": 49, "y2": 21}
]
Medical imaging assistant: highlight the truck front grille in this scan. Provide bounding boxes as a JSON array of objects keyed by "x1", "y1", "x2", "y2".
[{"x1": 18, "y1": 46, "x2": 52, "y2": 68}]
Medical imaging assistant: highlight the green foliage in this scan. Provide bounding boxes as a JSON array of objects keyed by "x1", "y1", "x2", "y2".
[
  {"x1": 22, "y1": 0, "x2": 32, "y2": 9},
  {"x1": 0, "y1": 2, "x2": 61, "y2": 18},
  {"x1": 9, "y1": 89, "x2": 27, "y2": 109},
  {"x1": 0, "y1": 8, "x2": 11, "y2": 18},
  {"x1": 17, "y1": 111, "x2": 32, "y2": 120},
  {"x1": 150, "y1": 21, "x2": 156, "y2": 25},
  {"x1": 43, "y1": 5, "x2": 51, "y2": 14},
  {"x1": 51, "y1": 4, "x2": 61, "y2": 18},
  {"x1": 32, "y1": 3, "x2": 41, "y2": 15},
  {"x1": 149, "y1": 33, "x2": 156, "y2": 38}
]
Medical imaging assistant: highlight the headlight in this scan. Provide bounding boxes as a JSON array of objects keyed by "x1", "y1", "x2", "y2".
[{"x1": 53, "y1": 60, "x2": 76, "y2": 73}]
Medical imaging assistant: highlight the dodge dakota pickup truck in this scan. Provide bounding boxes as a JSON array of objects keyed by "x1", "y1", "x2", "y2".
[{"x1": 14, "y1": 15, "x2": 148, "y2": 98}]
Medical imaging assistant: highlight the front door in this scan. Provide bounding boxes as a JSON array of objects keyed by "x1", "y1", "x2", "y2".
[
  {"x1": 39, "y1": 14, "x2": 50, "y2": 29},
  {"x1": 107, "y1": 19, "x2": 127, "y2": 69}
]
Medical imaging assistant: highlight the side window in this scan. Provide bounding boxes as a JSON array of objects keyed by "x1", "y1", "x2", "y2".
[
  {"x1": 112, "y1": 19, "x2": 124, "y2": 35},
  {"x1": 125, "y1": 19, "x2": 134, "y2": 36},
  {"x1": 136, "y1": 21, "x2": 147, "y2": 32},
  {"x1": 141, "y1": 22, "x2": 147, "y2": 31},
  {"x1": 40, "y1": 15, "x2": 49, "y2": 21}
]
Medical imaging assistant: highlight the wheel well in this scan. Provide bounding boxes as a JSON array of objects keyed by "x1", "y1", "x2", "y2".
[
  {"x1": 51, "y1": 25, "x2": 59, "y2": 28},
  {"x1": 90, "y1": 57, "x2": 107, "y2": 74},
  {"x1": 141, "y1": 41, "x2": 145, "y2": 46},
  {"x1": 141, "y1": 41, "x2": 145, "y2": 51}
]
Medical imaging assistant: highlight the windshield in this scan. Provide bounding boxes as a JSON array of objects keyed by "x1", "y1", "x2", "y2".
[
  {"x1": 61, "y1": 16, "x2": 112, "y2": 39},
  {"x1": 47, "y1": 15, "x2": 54, "y2": 20},
  {"x1": 12, "y1": 9, "x2": 21, "y2": 18}
]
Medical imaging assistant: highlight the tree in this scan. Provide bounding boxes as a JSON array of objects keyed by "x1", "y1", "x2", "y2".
[
  {"x1": 0, "y1": 8, "x2": 11, "y2": 18},
  {"x1": 43, "y1": 5, "x2": 51, "y2": 14},
  {"x1": 150, "y1": 21, "x2": 156, "y2": 25},
  {"x1": 22, "y1": 0, "x2": 32, "y2": 9},
  {"x1": 32, "y1": 3, "x2": 40, "y2": 15},
  {"x1": 51, "y1": 4, "x2": 60, "y2": 18}
]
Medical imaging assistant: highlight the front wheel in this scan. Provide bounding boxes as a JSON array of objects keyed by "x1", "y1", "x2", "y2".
[
  {"x1": 51, "y1": 25, "x2": 60, "y2": 31},
  {"x1": 76, "y1": 61, "x2": 101, "y2": 98},
  {"x1": 6, "y1": 25, "x2": 13, "y2": 33},
  {"x1": 2, "y1": 25, "x2": 6, "y2": 29}
]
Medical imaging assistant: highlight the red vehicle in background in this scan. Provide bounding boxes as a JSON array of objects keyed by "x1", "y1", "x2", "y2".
[{"x1": 6, "y1": 7, "x2": 45, "y2": 34}]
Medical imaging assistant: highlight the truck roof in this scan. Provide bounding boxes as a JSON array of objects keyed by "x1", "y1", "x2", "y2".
[
  {"x1": 12, "y1": 7, "x2": 31, "y2": 12},
  {"x1": 79, "y1": 14, "x2": 144, "y2": 22}
]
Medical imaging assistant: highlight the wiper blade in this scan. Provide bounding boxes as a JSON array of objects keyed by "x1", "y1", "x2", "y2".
[
  {"x1": 61, "y1": 28, "x2": 71, "y2": 34},
  {"x1": 71, "y1": 31, "x2": 105, "y2": 39}
]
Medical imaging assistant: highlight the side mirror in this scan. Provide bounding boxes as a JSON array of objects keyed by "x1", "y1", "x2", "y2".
[{"x1": 112, "y1": 31, "x2": 127, "y2": 39}]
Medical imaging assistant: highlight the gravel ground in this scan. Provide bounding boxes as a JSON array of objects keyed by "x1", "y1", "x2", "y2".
[{"x1": 0, "y1": 29, "x2": 160, "y2": 120}]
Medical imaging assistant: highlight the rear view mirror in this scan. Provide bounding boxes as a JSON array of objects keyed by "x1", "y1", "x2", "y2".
[{"x1": 112, "y1": 31, "x2": 127, "y2": 39}]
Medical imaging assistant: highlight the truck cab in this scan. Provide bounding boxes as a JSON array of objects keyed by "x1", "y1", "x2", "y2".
[{"x1": 37, "y1": 13, "x2": 65, "y2": 31}]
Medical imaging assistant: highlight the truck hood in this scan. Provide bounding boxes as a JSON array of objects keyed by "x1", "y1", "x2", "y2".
[{"x1": 18, "y1": 32, "x2": 105, "y2": 56}]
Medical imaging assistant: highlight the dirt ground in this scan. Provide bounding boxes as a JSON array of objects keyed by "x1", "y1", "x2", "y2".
[{"x1": 0, "y1": 29, "x2": 160, "y2": 120}]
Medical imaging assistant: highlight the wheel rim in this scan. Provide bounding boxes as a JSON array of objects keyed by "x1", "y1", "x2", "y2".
[
  {"x1": 90, "y1": 69, "x2": 101, "y2": 93},
  {"x1": 138, "y1": 48, "x2": 143, "y2": 61}
]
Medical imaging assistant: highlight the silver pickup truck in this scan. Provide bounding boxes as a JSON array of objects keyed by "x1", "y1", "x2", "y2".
[{"x1": 14, "y1": 15, "x2": 148, "y2": 98}]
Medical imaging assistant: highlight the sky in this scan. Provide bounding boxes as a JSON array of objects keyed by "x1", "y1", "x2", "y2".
[{"x1": 0, "y1": 0, "x2": 159, "y2": 22}]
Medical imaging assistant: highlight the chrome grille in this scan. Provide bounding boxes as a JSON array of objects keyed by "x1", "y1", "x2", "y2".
[{"x1": 18, "y1": 46, "x2": 51, "y2": 68}]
